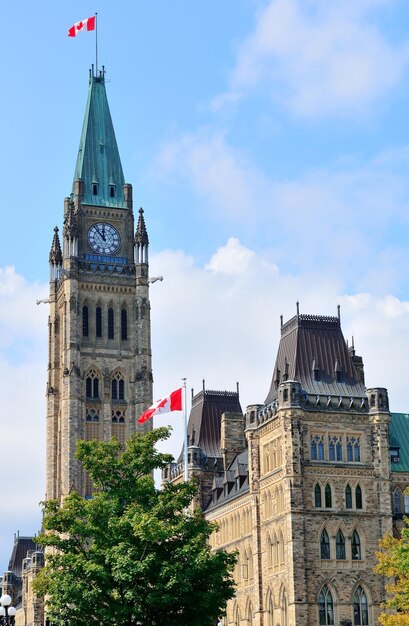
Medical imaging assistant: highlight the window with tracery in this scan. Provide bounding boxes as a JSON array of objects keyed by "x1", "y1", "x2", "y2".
[
  {"x1": 86, "y1": 369, "x2": 99, "y2": 400},
  {"x1": 319, "y1": 585, "x2": 334, "y2": 625},
  {"x1": 112, "y1": 371, "x2": 125, "y2": 401},
  {"x1": 86, "y1": 408, "x2": 100, "y2": 422},
  {"x1": 329, "y1": 435, "x2": 342, "y2": 461},
  {"x1": 353, "y1": 586, "x2": 368, "y2": 625},
  {"x1": 311, "y1": 434, "x2": 325, "y2": 461},
  {"x1": 394, "y1": 488, "x2": 402, "y2": 514},
  {"x1": 347, "y1": 436, "x2": 361, "y2": 462}
]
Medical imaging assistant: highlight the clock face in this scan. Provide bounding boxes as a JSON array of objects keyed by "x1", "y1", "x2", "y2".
[{"x1": 88, "y1": 223, "x2": 121, "y2": 254}]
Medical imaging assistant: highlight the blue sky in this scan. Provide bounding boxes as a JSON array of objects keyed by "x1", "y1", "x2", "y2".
[{"x1": 1, "y1": 0, "x2": 409, "y2": 569}]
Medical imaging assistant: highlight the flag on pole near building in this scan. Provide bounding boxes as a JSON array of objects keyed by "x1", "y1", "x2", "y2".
[
  {"x1": 68, "y1": 16, "x2": 96, "y2": 37},
  {"x1": 138, "y1": 388, "x2": 183, "y2": 424}
]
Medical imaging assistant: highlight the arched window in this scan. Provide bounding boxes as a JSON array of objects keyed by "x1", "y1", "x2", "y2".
[
  {"x1": 111, "y1": 372, "x2": 125, "y2": 401},
  {"x1": 82, "y1": 305, "x2": 89, "y2": 337},
  {"x1": 278, "y1": 529, "x2": 285, "y2": 565},
  {"x1": 121, "y1": 308, "x2": 128, "y2": 341},
  {"x1": 233, "y1": 605, "x2": 240, "y2": 626},
  {"x1": 394, "y1": 489, "x2": 402, "y2": 514},
  {"x1": 336, "y1": 530, "x2": 346, "y2": 560},
  {"x1": 356, "y1": 485, "x2": 363, "y2": 509},
  {"x1": 319, "y1": 585, "x2": 334, "y2": 625},
  {"x1": 86, "y1": 369, "x2": 99, "y2": 400},
  {"x1": 353, "y1": 586, "x2": 368, "y2": 625},
  {"x1": 266, "y1": 593, "x2": 274, "y2": 626},
  {"x1": 325, "y1": 484, "x2": 332, "y2": 508},
  {"x1": 351, "y1": 530, "x2": 361, "y2": 560},
  {"x1": 247, "y1": 603, "x2": 253, "y2": 626},
  {"x1": 96, "y1": 306, "x2": 102, "y2": 338},
  {"x1": 282, "y1": 590, "x2": 288, "y2": 626},
  {"x1": 320, "y1": 529, "x2": 330, "y2": 560},
  {"x1": 315, "y1": 484, "x2": 322, "y2": 508},
  {"x1": 345, "y1": 484, "x2": 353, "y2": 509},
  {"x1": 108, "y1": 306, "x2": 114, "y2": 339}
]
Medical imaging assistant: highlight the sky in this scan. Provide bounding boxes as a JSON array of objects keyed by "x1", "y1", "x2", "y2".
[{"x1": 1, "y1": 0, "x2": 409, "y2": 570}]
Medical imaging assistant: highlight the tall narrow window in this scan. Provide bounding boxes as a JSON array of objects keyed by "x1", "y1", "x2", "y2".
[
  {"x1": 112, "y1": 372, "x2": 125, "y2": 401},
  {"x1": 121, "y1": 308, "x2": 128, "y2": 341},
  {"x1": 356, "y1": 485, "x2": 363, "y2": 510},
  {"x1": 351, "y1": 531, "x2": 361, "y2": 560},
  {"x1": 345, "y1": 484, "x2": 353, "y2": 509},
  {"x1": 394, "y1": 489, "x2": 402, "y2": 514},
  {"x1": 320, "y1": 529, "x2": 330, "y2": 560},
  {"x1": 318, "y1": 438, "x2": 325, "y2": 460},
  {"x1": 96, "y1": 306, "x2": 102, "y2": 338},
  {"x1": 325, "y1": 484, "x2": 332, "y2": 508},
  {"x1": 336, "y1": 439, "x2": 343, "y2": 461},
  {"x1": 108, "y1": 307, "x2": 114, "y2": 339},
  {"x1": 315, "y1": 484, "x2": 322, "y2": 508},
  {"x1": 109, "y1": 185, "x2": 115, "y2": 198},
  {"x1": 353, "y1": 587, "x2": 368, "y2": 625},
  {"x1": 92, "y1": 183, "x2": 98, "y2": 196},
  {"x1": 329, "y1": 439, "x2": 335, "y2": 461},
  {"x1": 319, "y1": 585, "x2": 334, "y2": 625},
  {"x1": 82, "y1": 305, "x2": 89, "y2": 337},
  {"x1": 336, "y1": 530, "x2": 346, "y2": 560},
  {"x1": 86, "y1": 370, "x2": 99, "y2": 400}
]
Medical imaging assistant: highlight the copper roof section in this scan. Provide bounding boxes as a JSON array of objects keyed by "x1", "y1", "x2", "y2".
[
  {"x1": 265, "y1": 313, "x2": 366, "y2": 405},
  {"x1": 179, "y1": 387, "x2": 242, "y2": 461}
]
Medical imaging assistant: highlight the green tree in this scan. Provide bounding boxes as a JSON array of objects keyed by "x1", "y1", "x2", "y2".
[
  {"x1": 34, "y1": 427, "x2": 236, "y2": 626},
  {"x1": 375, "y1": 522, "x2": 409, "y2": 626}
]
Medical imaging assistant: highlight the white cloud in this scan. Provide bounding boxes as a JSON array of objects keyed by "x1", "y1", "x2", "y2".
[
  {"x1": 155, "y1": 130, "x2": 409, "y2": 293},
  {"x1": 217, "y1": 0, "x2": 409, "y2": 117},
  {"x1": 0, "y1": 267, "x2": 48, "y2": 569}
]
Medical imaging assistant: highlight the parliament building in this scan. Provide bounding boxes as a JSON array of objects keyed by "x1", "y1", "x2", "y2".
[{"x1": 2, "y1": 70, "x2": 409, "y2": 626}]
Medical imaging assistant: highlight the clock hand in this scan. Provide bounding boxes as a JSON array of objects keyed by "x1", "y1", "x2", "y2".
[{"x1": 101, "y1": 224, "x2": 106, "y2": 241}]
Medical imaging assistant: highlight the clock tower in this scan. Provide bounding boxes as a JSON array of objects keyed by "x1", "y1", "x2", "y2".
[{"x1": 46, "y1": 68, "x2": 153, "y2": 501}]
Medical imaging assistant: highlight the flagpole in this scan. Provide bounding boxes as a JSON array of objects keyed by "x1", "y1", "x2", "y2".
[
  {"x1": 95, "y1": 12, "x2": 98, "y2": 75},
  {"x1": 182, "y1": 378, "x2": 188, "y2": 481}
]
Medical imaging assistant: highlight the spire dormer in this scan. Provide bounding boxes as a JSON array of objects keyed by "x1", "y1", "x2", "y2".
[
  {"x1": 135, "y1": 207, "x2": 149, "y2": 265},
  {"x1": 49, "y1": 227, "x2": 62, "y2": 281}
]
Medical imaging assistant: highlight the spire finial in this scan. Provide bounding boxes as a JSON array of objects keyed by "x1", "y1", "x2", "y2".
[
  {"x1": 296, "y1": 301, "x2": 300, "y2": 316},
  {"x1": 337, "y1": 304, "x2": 341, "y2": 320}
]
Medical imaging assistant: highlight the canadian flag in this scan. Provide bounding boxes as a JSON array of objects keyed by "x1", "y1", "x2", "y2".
[
  {"x1": 68, "y1": 16, "x2": 96, "y2": 37},
  {"x1": 138, "y1": 388, "x2": 183, "y2": 424}
]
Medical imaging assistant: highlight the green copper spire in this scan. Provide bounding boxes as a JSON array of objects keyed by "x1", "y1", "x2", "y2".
[{"x1": 73, "y1": 69, "x2": 126, "y2": 208}]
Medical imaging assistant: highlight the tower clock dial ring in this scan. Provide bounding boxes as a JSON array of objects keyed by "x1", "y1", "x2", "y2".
[{"x1": 88, "y1": 223, "x2": 121, "y2": 254}]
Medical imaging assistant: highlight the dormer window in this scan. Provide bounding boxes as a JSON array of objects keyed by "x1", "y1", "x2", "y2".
[
  {"x1": 312, "y1": 357, "x2": 321, "y2": 382},
  {"x1": 109, "y1": 185, "x2": 115, "y2": 198},
  {"x1": 390, "y1": 446, "x2": 400, "y2": 463},
  {"x1": 92, "y1": 183, "x2": 98, "y2": 196}
]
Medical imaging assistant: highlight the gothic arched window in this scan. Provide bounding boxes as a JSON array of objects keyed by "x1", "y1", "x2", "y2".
[
  {"x1": 345, "y1": 484, "x2": 353, "y2": 509},
  {"x1": 111, "y1": 372, "x2": 125, "y2": 401},
  {"x1": 86, "y1": 369, "x2": 99, "y2": 400},
  {"x1": 96, "y1": 306, "x2": 102, "y2": 338},
  {"x1": 394, "y1": 489, "x2": 402, "y2": 514},
  {"x1": 82, "y1": 305, "x2": 89, "y2": 337},
  {"x1": 315, "y1": 484, "x2": 322, "y2": 508},
  {"x1": 320, "y1": 529, "x2": 330, "y2": 560},
  {"x1": 351, "y1": 530, "x2": 361, "y2": 560},
  {"x1": 356, "y1": 485, "x2": 363, "y2": 509},
  {"x1": 353, "y1": 586, "x2": 369, "y2": 625},
  {"x1": 325, "y1": 484, "x2": 332, "y2": 508},
  {"x1": 108, "y1": 306, "x2": 114, "y2": 339},
  {"x1": 121, "y1": 308, "x2": 128, "y2": 341},
  {"x1": 319, "y1": 585, "x2": 334, "y2": 625},
  {"x1": 336, "y1": 530, "x2": 346, "y2": 560}
]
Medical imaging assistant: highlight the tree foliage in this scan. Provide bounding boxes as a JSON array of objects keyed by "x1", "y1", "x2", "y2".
[
  {"x1": 34, "y1": 427, "x2": 236, "y2": 626},
  {"x1": 375, "y1": 520, "x2": 409, "y2": 626}
]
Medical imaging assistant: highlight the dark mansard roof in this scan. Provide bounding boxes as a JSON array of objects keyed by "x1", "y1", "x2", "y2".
[
  {"x1": 265, "y1": 312, "x2": 366, "y2": 406},
  {"x1": 7, "y1": 535, "x2": 38, "y2": 578},
  {"x1": 178, "y1": 387, "x2": 242, "y2": 462}
]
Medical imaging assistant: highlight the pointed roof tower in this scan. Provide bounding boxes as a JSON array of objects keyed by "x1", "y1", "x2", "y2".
[
  {"x1": 73, "y1": 68, "x2": 126, "y2": 208},
  {"x1": 49, "y1": 227, "x2": 62, "y2": 266},
  {"x1": 135, "y1": 207, "x2": 149, "y2": 246}
]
